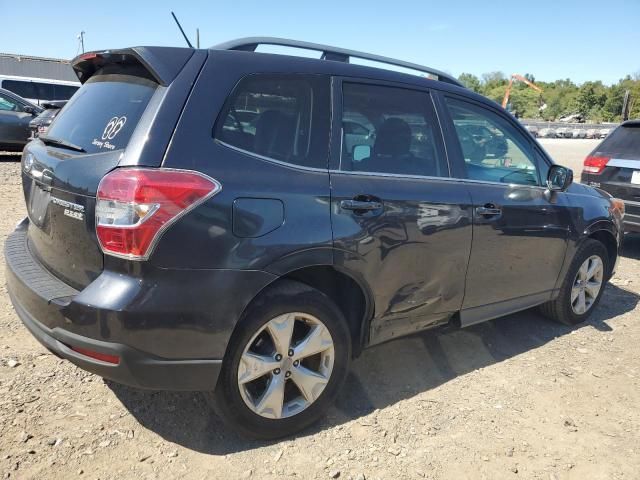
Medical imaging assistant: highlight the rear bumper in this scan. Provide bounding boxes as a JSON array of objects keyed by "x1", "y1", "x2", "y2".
[
  {"x1": 10, "y1": 289, "x2": 221, "y2": 391},
  {"x1": 5, "y1": 219, "x2": 276, "y2": 391},
  {"x1": 621, "y1": 206, "x2": 640, "y2": 233},
  {"x1": 581, "y1": 174, "x2": 640, "y2": 233}
]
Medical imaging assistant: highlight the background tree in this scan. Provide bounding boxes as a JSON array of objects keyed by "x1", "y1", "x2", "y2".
[
  {"x1": 458, "y1": 73, "x2": 482, "y2": 93},
  {"x1": 456, "y1": 72, "x2": 640, "y2": 122}
]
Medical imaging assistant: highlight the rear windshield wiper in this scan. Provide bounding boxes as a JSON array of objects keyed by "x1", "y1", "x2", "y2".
[{"x1": 39, "y1": 135, "x2": 86, "y2": 153}]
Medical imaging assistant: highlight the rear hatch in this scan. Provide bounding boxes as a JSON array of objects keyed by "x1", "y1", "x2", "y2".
[
  {"x1": 586, "y1": 122, "x2": 640, "y2": 225},
  {"x1": 21, "y1": 47, "x2": 199, "y2": 289}
]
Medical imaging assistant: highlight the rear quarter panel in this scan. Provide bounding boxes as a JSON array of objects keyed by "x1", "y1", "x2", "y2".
[
  {"x1": 554, "y1": 182, "x2": 621, "y2": 290},
  {"x1": 156, "y1": 51, "x2": 334, "y2": 272}
]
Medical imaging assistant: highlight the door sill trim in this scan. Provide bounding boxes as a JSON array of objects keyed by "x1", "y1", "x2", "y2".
[{"x1": 460, "y1": 290, "x2": 554, "y2": 327}]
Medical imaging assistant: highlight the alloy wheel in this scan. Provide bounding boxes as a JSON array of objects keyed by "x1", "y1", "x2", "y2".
[
  {"x1": 237, "y1": 312, "x2": 335, "y2": 419},
  {"x1": 571, "y1": 255, "x2": 604, "y2": 315}
]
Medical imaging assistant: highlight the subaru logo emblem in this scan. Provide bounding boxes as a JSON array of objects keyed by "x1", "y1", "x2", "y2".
[{"x1": 23, "y1": 153, "x2": 34, "y2": 172}]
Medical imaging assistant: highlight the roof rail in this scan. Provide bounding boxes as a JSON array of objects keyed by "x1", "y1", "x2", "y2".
[{"x1": 211, "y1": 37, "x2": 464, "y2": 88}]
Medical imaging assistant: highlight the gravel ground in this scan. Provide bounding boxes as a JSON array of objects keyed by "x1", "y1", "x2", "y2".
[{"x1": 1, "y1": 142, "x2": 639, "y2": 480}]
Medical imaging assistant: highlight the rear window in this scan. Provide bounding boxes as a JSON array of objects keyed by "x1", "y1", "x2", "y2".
[
  {"x1": 38, "y1": 109, "x2": 58, "y2": 120},
  {"x1": 214, "y1": 74, "x2": 330, "y2": 169},
  {"x1": 46, "y1": 71, "x2": 157, "y2": 154},
  {"x1": 598, "y1": 125, "x2": 640, "y2": 156}
]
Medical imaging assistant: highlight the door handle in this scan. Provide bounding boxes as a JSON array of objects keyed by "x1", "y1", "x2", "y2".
[
  {"x1": 340, "y1": 199, "x2": 383, "y2": 211},
  {"x1": 476, "y1": 204, "x2": 502, "y2": 217}
]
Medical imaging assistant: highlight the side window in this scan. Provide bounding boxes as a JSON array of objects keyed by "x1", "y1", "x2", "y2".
[
  {"x1": 0, "y1": 93, "x2": 20, "y2": 112},
  {"x1": 3, "y1": 80, "x2": 36, "y2": 100},
  {"x1": 535, "y1": 149, "x2": 550, "y2": 186},
  {"x1": 445, "y1": 97, "x2": 540, "y2": 186},
  {"x1": 214, "y1": 74, "x2": 330, "y2": 169},
  {"x1": 341, "y1": 83, "x2": 448, "y2": 177}
]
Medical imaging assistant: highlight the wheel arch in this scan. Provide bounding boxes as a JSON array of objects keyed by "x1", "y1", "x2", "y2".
[
  {"x1": 233, "y1": 263, "x2": 374, "y2": 358},
  {"x1": 583, "y1": 220, "x2": 619, "y2": 278},
  {"x1": 586, "y1": 229, "x2": 618, "y2": 278}
]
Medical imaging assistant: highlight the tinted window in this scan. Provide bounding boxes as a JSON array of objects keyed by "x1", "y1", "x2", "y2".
[
  {"x1": 3, "y1": 80, "x2": 37, "y2": 100},
  {"x1": 340, "y1": 83, "x2": 448, "y2": 177},
  {"x1": 598, "y1": 124, "x2": 640, "y2": 155},
  {"x1": 3, "y1": 80, "x2": 78, "y2": 101},
  {"x1": 445, "y1": 97, "x2": 540, "y2": 186},
  {"x1": 214, "y1": 74, "x2": 330, "y2": 169},
  {"x1": 0, "y1": 93, "x2": 20, "y2": 111},
  {"x1": 46, "y1": 70, "x2": 157, "y2": 154},
  {"x1": 53, "y1": 84, "x2": 79, "y2": 100},
  {"x1": 38, "y1": 108, "x2": 59, "y2": 120}
]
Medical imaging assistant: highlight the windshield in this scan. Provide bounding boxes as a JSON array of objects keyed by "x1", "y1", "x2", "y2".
[{"x1": 46, "y1": 70, "x2": 157, "y2": 154}]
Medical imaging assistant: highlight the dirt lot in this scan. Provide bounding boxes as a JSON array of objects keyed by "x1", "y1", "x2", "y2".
[{"x1": 1, "y1": 142, "x2": 639, "y2": 480}]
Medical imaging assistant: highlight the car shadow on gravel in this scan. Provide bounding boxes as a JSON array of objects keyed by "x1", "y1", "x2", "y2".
[
  {"x1": 107, "y1": 283, "x2": 639, "y2": 455},
  {"x1": 0, "y1": 152, "x2": 22, "y2": 161}
]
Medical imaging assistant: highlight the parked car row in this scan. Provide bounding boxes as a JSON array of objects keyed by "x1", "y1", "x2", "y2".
[
  {"x1": 0, "y1": 87, "x2": 42, "y2": 151},
  {"x1": 0, "y1": 87, "x2": 67, "y2": 151},
  {"x1": 581, "y1": 120, "x2": 640, "y2": 234},
  {"x1": 527, "y1": 125, "x2": 612, "y2": 139},
  {"x1": 29, "y1": 100, "x2": 67, "y2": 139}
]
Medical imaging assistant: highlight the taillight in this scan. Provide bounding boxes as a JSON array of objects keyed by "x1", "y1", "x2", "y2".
[
  {"x1": 96, "y1": 168, "x2": 221, "y2": 260},
  {"x1": 583, "y1": 156, "x2": 610, "y2": 174}
]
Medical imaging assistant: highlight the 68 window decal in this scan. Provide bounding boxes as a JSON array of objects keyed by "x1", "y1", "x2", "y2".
[{"x1": 102, "y1": 116, "x2": 127, "y2": 140}]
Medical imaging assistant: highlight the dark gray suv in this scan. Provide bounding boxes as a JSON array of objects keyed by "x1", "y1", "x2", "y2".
[{"x1": 5, "y1": 38, "x2": 624, "y2": 439}]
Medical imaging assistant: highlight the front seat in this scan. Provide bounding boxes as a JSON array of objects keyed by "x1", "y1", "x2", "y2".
[{"x1": 362, "y1": 117, "x2": 414, "y2": 174}]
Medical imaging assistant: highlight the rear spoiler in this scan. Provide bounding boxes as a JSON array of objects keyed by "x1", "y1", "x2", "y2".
[
  {"x1": 41, "y1": 100, "x2": 67, "y2": 109},
  {"x1": 71, "y1": 46, "x2": 195, "y2": 86}
]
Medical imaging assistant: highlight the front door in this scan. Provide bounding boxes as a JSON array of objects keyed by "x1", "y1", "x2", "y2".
[
  {"x1": 440, "y1": 95, "x2": 570, "y2": 325},
  {"x1": 0, "y1": 92, "x2": 31, "y2": 146},
  {"x1": 330, "y1": 80, "x2": 473, "y2": 345}
]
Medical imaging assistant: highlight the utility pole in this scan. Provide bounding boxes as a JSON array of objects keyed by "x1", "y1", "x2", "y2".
[
  {"x1": 78, "y1": 31, "x2": 86, "y2": 53},
  {"x1": 622, "y1": 90, "x2": 631, "y2": 122}
]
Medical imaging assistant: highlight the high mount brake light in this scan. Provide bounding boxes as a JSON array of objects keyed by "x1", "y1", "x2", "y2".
[
  {"x1": 583, "y1": 156, "x2": 610, "y2": 174},
  {"x1": 95, "y1": 168, "x2": 221, "y2": 260},
  {"x1": 78, "y1": 52, "x2": 99, "y2": 61}
]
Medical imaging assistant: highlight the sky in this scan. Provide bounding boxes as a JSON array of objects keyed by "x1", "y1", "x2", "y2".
[{"x1": 1, "y1": 0, "x2": 639, "y2": 85}]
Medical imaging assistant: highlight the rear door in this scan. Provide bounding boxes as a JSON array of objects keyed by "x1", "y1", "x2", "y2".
[
  {"x1": 438, "y1": 94, "x2": 570, "y2": 325},
  {"x1": 21, "y1": 48, "x2": 203, "y2": 289},
  {"x1": 330, "y1": 79, "x2": 473, "y2": 345}
]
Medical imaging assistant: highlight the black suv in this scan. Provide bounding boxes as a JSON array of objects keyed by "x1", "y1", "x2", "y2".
[
  {"x1": 5, "y1": 38, "x2": 624, "y2": 439},
  {"x1": 581, "y1": 120, "x2": 640, "y2": 233}
]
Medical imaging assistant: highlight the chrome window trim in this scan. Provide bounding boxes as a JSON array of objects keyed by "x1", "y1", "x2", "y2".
[
  {"x1": 215, "y1": 140, "x2": 329, "y2": 173},
  {"x1": 430, "y1": 93, "x2": 452, "y2": 177},
  {"x1": 608, "y1": 158, "x2": 640, "y2": 169},
  {"x1": 328, "y1": 168, "x2": 547, "y2": 189}
]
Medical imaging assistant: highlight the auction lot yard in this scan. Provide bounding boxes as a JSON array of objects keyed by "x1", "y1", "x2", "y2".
[{"x1": 1, "y1": 140, "x2": 639, "y2": 480}]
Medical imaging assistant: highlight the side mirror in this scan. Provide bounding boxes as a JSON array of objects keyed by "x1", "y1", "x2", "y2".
[
  {"x1": 23, "y1": 106, "x2": 37, "y2": 115},
  {"x1": 547, "y1": 165, "x2": 573, "y2": 192},
  {"x1": 353, "y1": 144, "x2": 371, "y2": 162}
]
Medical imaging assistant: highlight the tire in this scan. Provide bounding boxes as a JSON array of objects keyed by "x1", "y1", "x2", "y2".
[
  {"x1": 208, "y1": 280, "x2": 351, "y2": 439},
  {"x1": 539, "y1": 239, "x2": 609, "y2": 325}
]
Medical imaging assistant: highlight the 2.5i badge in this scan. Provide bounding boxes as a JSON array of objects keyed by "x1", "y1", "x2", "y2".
[{"x1": 50, "y1": 197, "x2": 85, "y2": 221}]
